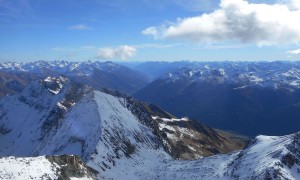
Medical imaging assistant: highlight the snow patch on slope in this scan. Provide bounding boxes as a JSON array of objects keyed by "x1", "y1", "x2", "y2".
[
  {"x1": 0, "y1": 156, "x2": 58, "y2": 180},
  {"x1": 0, "y1": 155, "x2": 95, "y2": 180},
  {"x1": 42, "y1": 76, "x2": 68, "y2": 95}
]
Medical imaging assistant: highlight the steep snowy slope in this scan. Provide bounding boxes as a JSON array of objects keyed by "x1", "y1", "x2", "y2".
[
  {"x1": 143, "y1": 132, "x2": 300, "y2": 179},
  {"x1": 0, "y1": 76, "x2": 91, "y2": 156},
  {"x1": 1, "y1": 133, "x2": 298, "y2": 179},
  {"x1": 31, "y1": 90, "x2": 171, "y2": 174},
  {"x1": 0, "y1": 77, "x2": 168, "y2": 179},
  {"x1": 226, "y1": 133, "x2": 300, "y2": 179},
  {"x1": 0, "y1": 76, "x2": 248, "y2": 179},
  {"x1": 0, "y1": 155, "x2": 96, "y2": 180}
]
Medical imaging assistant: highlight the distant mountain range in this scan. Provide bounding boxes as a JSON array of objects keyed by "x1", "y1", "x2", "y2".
[
  {"x1": 0, "y1": 65, "x2": 299, "y2": 178},
  {"x1": 0, "y1": 60, "x2": 150, "y2": 95},
  {"x1": 134, "y1": 61, "x2": 300, "y2": 136},
  {"x1": 2, "y1": 60, "x2": 300, "y2": 137},
  {"x1": 124, "y1": 61, "x2": 194, "y2": 80}
]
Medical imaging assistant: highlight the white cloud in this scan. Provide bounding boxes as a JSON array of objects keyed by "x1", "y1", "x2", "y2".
[
  {"x1": 279, "y1": 0, "x2": 300, "y2": 10},
  {"x1": 142, "y1": 27, "x2": 160, "y2": 38},
  {"x1": 68, "y1": 24, "x2": 92, "y2": 30},
  {"x1": 143, "y1": 0, "x2": 300, "y2": 46},
  {"x1": 287, "y1": 49, "x2": 300, "y2": 55},
  {"x1": 80, "y1": 46, "x2": 97, "y2": 50},
  {"x1": 97, "y1": 45, "x2": 137, "y2": 60}
]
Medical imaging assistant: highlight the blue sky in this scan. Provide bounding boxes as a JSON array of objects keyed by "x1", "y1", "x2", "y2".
[{"x1": 1, "y1": 0, "x2": 300, "y2": 62}]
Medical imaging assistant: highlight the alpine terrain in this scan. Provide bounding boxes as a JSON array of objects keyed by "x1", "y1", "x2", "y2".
[
  {"x1": 0, "y1": 60, "x2": 149, "y2": 96},
  {"x1": 0, "y1": 76, "x2": 245, "y2": 179},
  {"x1": 2, "y1": 0, "x2": 300, "y2": 178},
  {"x1": 0, "y1": 76, "x2": 299, "y2": 179},
  {"x1": 134, "y1": 61, "x2": 300, "y2": 136}
]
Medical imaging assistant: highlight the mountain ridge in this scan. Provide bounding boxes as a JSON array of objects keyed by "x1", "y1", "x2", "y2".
[
  {"x1": 0, "y1": 75, "x2": 299, "y2": 179},
  {"x1": 1, "y1": 132, "x2": 299, "y2": 179},
  {"x1": 0, "y1": 76, "x2": 246, "y2": 178},
  {"x1": 0, "y1": 60, "x2": 150, "y2": 96},
  {"x1": 134, "y1": 61, "x2": 300, "y2": 136}
]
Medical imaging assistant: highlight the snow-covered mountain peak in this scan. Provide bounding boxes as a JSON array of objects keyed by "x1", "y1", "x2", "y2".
[
  {"x1": 163, "y1": 65, "x2": 228, "y2": 84},
  {"x1": 0, "y1": 60, "x2": 151, "y2": 96},
  {"x1": 0, "y1": 60, "x2": 123, "y2": 75},
  {"x1": 226, "y1": 133, "x2": 300, "y2": 179},
  {"x1": 160, "y1": 61, "x2": 300, "y2": 90},
  {"x1": 0, "y1": 77, "x2": 249, "y2": 178},
  {"x1": 0, "y1": 80, "x2": 167, "y2": 170},
  {"x1": 1, "y1": 75, "x2": 300, "y2": 178},
  {"x1": 42, "y1": 76, "x2": 68, "y2": 95}
]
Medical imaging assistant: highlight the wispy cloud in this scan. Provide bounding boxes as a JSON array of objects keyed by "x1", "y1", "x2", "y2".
[
  {"x1": 97, "y1": 45, "x2": 136, "y2": 60},
  {"x1": 52, "y1": 46, "x2": 97, "y2": 52},
  {"x1": 0, "y1": 0, "x2": 18, "y2": 12},
  {"x1": 0, "y1": 0, "x2": 53, "y2": 25},
  {"x1": 142, "y1": 27, "x2": 161, "y2": 39},
  {"x1": 80, "y1": 46, "x2": 97, "y2": 50},
  {"x1": 134, "y1": 43, "x2": 183, "y2": 49},
  {"x1": 68, "y1": 24, "x2": 92, "y2": 30},
  {"x1": 52, "y1": 47, "x2": 74, "y2": 52},
  {"x1": 143, "y1": 0, "x2": 300, "y2": 46},
  {"x1": 287, "y1": 49, "x2": 300, "y2": 55},
  {"x1": 52, "y1": 45, "x2": 136, "y2": 61},
  {"x1": 0, "y1": 0, "x2": 32, "y2": 20}
]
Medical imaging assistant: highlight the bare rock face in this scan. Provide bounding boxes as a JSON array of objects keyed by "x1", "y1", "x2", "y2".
[
  {"x1": 283, "y1": 133, "x2": 300, "y2": 168},
  {"x1": 151, "y1": 116, "x2": 247, "y2": 160},
  {"x1": 46, "y1": 155, "x2": 98, "y2": 180}
]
